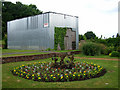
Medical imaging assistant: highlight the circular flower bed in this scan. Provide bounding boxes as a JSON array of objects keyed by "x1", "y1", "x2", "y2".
[{"x1": 11, "y1": 61, "x2": 106, "y2": 82}]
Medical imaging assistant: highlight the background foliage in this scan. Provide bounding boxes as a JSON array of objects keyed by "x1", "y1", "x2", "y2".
[
  {"x1": 84, "y1": 31, "x2": 96, "y2": 39},
  {"x1": 79, "y1": 31, "x2": 120, "y2": 57}
]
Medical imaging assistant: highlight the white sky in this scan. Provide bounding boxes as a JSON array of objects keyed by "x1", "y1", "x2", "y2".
[{"x1": 6, "y1": 0, "x2": 119, "y2": 38}]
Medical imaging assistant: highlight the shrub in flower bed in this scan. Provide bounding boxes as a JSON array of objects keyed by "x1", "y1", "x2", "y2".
[{"x1": 11, "y1": 61, "x2": 106, "y2": 82}]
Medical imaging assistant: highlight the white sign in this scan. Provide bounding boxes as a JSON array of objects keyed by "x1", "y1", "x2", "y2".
[{"x1": 44, "y1": 23, "x2": 48, "y2": 27}]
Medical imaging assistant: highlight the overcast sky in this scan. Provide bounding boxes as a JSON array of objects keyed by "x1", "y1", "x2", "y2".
[{"x1": 6, "y1": 0, "x2": 119, "y2": 38}]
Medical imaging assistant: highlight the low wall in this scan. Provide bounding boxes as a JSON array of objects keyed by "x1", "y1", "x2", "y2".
[{"x1": 1, "y1": 51, "x2": 81, "y2": 64}]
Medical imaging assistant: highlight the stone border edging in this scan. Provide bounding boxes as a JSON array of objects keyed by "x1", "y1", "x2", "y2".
[{"x1": 1, "y1": 51, "x2": 81, "y2": 64}]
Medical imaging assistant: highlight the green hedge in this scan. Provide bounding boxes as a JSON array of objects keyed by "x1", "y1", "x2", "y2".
[
  {"x1": 82, "y1": 42, "x2": 101, "y2": 56},
  {"x1": 109, "y1": 51, "x2": 120, "y2": 57},
  {"x1": 54, "y1": 27, "x2": 67, "y2": 50}
]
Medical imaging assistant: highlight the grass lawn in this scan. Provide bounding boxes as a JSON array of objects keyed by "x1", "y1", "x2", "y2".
[
  {"x1": 74, "y1": 53, "x2": 118, "y2": 59},
  {"x1": 2, "y1": 49, "x2": 80, "y2": 57},
  {"x1": 2, "y1": 57, "x2": 118, "y2": 88},
  {"x1": 2, "y1": 52, "x2": 50, "y2": 57},
  {"x1": 54, "y1": 50, "x2": 80, "y2": 52},
  {"x1": 2, "y1": 49, "x2": 39, "y2": 54}
]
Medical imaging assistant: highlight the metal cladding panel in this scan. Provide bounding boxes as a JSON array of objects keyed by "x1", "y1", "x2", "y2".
[
  {"x1": 7, "y1": 13, "x2": 53, "y2": 50},
  {"x1": 49, "y1": 13, "x2": 79, "y2": 49}
]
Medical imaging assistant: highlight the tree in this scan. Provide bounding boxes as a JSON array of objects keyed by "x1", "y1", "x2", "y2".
[
  {"x1": 116, "y1": 33, "x2": 120, "y2": 38},
  {"x1": 84, "y1": 31, "x2": 96, "y2": 39},
  {"x1": 79, "y1": 34, "x2": 84, "y2": 41},
  {"x1": 2, "y1": 1, "x2": 42, "y2": 39},
  {"x1": 100, "y1": 35, "x2": 102, "y2": 39},
  {"x1": 2, "y1": 1, "x2": 43, "y2": 48}
]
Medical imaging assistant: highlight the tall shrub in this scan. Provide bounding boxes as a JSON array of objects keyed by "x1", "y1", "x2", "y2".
[
  {"x1": 82, "y1": 42, "x2": 101, "y2": 56},
  {"x1": 110, "y1": 51, "x2": 120, "y2": 57}
]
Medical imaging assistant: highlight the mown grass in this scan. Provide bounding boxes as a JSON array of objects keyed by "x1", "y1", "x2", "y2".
[
  {"x1": 2, "y1": 49, "x2": 39, "y2": 54},
  {"x1": 2, "y1": 52, "x2": 49, "y2": 57},
  {"x1": 2, "y1": 49, "x2": 80, "y2": 57},
  {"x1": 74, "y1": 53, "x2": 118, "y2": 59},
  {"x1": 2, "y1": 49, "x2": 79, "y2": 53},
  {"x1": 2, "y1": 58, "x2": 118, "y2": 88},
  {"x1": 54, "y1": 50, "x2": 80, "y2": 52}
]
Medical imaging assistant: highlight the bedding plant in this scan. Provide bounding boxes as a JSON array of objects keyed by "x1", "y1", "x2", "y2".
[{"x1": 11, "y1": 53, "x2": 106, "y2": 82}]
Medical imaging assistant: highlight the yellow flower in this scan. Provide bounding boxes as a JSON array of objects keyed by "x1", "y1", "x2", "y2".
[
  {"x1": 98, "y1": 65, "x2": 100, "y2": 68},
  {"x1": 109, "y1": 53, "x2": 111, "y2": 56},
  {"x1": 61, "y1": 76, "x2": 63, "y2": 79},
  {"x1": 84, "y1": 74, "x2": 85, "y2": 75},
  {"x1": 21, "y1": 74, "x2": 23, "y2": 76},
  {"x1": 44, "y1": 74, "x2": 46, "y2": 76},
  {"x1": 58, "y1": 74, "x2": 59, "y2": 75},
  {"x1": 78, "y1": 74, "x2": 80, "y2": 76},
  {"x1": 73, "y1": 74, "x2": 75, "y2": 76},
  {"x1": 53, "y1": 77, "x2": 56, "y2": 78},
  {"x1": 66, "y1": 76, "x2": 68, "y2": 77},
  {"x1": 16, "y1": 72, "x2": 18, "y2": 74},
  {"x1": 38, "y1": 77, "x2": 41, "y2": 79},
  {"x1": 14, "y1": 70, "x2": 16, "y2": 72},
  {"x1": 38, "y1": 75, "x2": 40, "y2": 76},
  {"x1": 23, "y1": 71, "x2": 25, "y2": 73},
  {"x1": 51, "y1": 75, "x2": 53, "y2": 77},
  {"x1": 32, "y1": 74, "x2": 34, "y2": 76},
  {"x1": 74, "y1": 72, "x2": 76, "y2": 74},
  {"x1": 27, "y1": 77, "x2": 29, "y2": 79},
  {"x1": 22, "y1": 65, "x2": 24, "y2": 66},
  {"x1": 45, "y1": 77, "x2": 47, "y2": 79}
]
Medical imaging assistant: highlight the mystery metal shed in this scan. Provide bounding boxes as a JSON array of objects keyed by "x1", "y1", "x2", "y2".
[{"x1": 7, "y1": 12, "x2": 79, "y2": 50}]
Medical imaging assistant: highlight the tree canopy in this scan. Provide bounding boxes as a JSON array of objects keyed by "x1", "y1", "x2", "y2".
[
  {"x1": 2, "y1": 1, "x2": 42, "y2": 39},
  {"x1": 84, "y1": 31, "x2": 96, "y2": 39}
]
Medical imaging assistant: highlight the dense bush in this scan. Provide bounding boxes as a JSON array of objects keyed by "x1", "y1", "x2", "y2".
[
  {"x1": 117, "y1": 46, "x2": 120, "y2": 52},
  {"x1": 82, "y1": 42, "x2": 101, "y2": 56},
  {"x1": 104, "y1": 46, "x2": 114, "y2": 55},
  {"x1": 109, "y1": 51, "x2": 120, "y2": 57},
  {"x1": 98, "y1": 44, "x2": 106, "y2": 54}
]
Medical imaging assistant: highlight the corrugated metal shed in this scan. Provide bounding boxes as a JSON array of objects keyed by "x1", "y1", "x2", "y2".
[{"x1": 7, "y1": 12, "x2": 79, "y2": 50}]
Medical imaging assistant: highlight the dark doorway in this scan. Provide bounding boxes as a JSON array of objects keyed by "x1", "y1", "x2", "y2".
[{"x1": 72, "y1": 41, "x2": 76, "y2": 50}]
